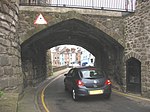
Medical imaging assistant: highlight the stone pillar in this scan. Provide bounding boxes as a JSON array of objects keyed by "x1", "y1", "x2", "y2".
[
  {"x1": 94, "y1": 50, "x2": 102, "y2": 71},
  {"x1": 0, "y1": 0, "x2": 23, "y2": 93},
  {"x1": 46, "y1": 50, "x2": 53, "y2": 77},
  {"x1": 21, "y1": 45, "x2": 47, "y2": 86}
]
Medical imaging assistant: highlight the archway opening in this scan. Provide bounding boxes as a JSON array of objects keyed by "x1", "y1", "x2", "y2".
[
  {"x1": 21, "y1": 19, "x2": 124, "y2": 89},
  {"x1": 126, "y1": 57, "x2": 141, "y2": 93}
]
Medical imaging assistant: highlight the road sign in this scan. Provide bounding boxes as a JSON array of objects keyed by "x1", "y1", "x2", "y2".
[{"x1": 34, "y1": 13, "x2": 47, "y2": 25}]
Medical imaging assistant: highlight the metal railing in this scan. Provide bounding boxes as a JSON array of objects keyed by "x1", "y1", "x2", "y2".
[{"x1": 19, "y1": 0, "x2": 135, "y2": 12}]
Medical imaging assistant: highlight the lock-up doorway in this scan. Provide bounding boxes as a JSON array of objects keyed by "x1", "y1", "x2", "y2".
[{"x1": 126, "y1": 57, "x2": 141, "y2": 93}]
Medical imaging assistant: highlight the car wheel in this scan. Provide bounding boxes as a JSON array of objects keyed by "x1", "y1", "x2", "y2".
[
  {"x1": 72, "y1": 89, "x2": 79, "y2": 101},
  {"x1": 104, "y1": 93, "x2": 111, "y2": 99}
]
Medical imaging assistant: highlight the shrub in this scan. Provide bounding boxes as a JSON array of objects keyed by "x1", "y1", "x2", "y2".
[{"x1": 0, "y1": 91, "x2": 4, "y2": 98}]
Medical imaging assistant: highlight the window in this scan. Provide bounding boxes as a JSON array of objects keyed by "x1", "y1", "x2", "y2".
[
  {"x1": 80, "y1": 68, "x2": 104, "y2": 79},
  {"x1": 91, "y1": 59, "x2": 93, "y2": 63},
  {"x1": 67, "y1": 69, "x2": 74, "y2": 77}
]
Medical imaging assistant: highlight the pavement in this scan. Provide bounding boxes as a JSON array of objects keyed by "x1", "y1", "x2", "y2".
[
  {"x1": 0, "y1": 68, "x2": 150, "y2": 112},
  {"x1": 0, "y1": 93, "x2": 19, "y2": 112},
  {"x1": 17, "y1": 68, "x2": 70, "y2": 112}
]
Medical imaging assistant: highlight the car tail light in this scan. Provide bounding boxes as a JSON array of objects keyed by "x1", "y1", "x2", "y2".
[
  {"x1": 76, "y1": 80, "x2": 84, "y2": 87},
  {"x1": 105, "y1": 80, "x2": 111, "y2": 85}
]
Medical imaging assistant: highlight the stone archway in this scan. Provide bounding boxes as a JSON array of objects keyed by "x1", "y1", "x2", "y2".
[
  {"x1": 126, "y1": 57, "x2": 141, "y2": 93},
  {"x1": 19, "y1": 11, "x2": 124, "y2": 47},
  {"x1": 21, "y1": 18, "x2": 124, "y2": 88}
]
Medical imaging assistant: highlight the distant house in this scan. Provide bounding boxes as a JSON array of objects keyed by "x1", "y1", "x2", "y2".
[
  {"x1": 51, "y1": 47, "x2": 60, "y2": 67},
  {"x1": 51, "y1": 45, "x2": 95, "y2": 67},
  {"x1": 59, "y1": 47, "x2": 70, "y2": 66}
]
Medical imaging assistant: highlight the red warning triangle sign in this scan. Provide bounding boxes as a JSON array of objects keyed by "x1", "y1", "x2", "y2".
[{"x1": 34, "y1": 13, "x2": 47, "y2": 25}]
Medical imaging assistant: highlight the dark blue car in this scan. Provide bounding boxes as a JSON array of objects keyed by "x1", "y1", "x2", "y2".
[{"x1": 64, "y1": 66, "x2": 111, "y2": 101}]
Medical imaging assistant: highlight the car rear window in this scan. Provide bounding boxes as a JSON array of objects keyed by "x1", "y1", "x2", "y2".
[{"x1": 79, "y1": 68, "x2": 104, "y2": 79}]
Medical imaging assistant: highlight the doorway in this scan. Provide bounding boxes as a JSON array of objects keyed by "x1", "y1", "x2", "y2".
[{"x1": 126, "y1": 57, "x2": 141, "y2": 93}]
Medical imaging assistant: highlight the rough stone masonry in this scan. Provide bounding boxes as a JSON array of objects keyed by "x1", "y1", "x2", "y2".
[
  {"x1": 124, "y1": 0, "x2": 150, "y2": 97},
  {"x1": 0, "y1": 0, "x2": 23, "y2": 92}
]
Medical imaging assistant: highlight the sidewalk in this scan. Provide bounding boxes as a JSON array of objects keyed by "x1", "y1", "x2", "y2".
[
  {"x1": 0, "y1": 93, "x2": 19, "y2": 112},
  {"x1": 17, "y1": 68, "x2": 70, "y2": 112},
  {"x1": 113, "y1": 89, "x2": 150, "y2": 103}
]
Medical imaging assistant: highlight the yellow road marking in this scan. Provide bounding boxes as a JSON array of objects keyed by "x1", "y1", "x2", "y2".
[
  {"x1": 41, "y1": 73, "x2": 150, "y2": 112},
  {"x1": 113, "y1": 89, "x2": 150, "y2": 102},
  {"x1": 41, "y1": 75, "x2": 63, "y2": 112},
  {"x1": 41, "y1": 91, "x2": 49, "y2": 112}
]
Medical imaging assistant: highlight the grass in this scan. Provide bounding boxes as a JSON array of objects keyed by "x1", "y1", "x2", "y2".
[{"x1": 0, "y1": 91, "x2": 4, "y2": 98}]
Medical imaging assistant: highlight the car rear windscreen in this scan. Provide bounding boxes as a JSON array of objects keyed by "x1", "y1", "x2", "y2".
[{"x1": 79, "y1": 68, "x2": 104, "y2": 79}]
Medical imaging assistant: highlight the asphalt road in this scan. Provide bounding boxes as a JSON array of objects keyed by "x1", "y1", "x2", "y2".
[{"x1": 44, "y1": 74, "x2": 150, "y2": 112}]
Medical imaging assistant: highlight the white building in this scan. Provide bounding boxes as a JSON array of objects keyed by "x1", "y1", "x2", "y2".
[{"x1": 81, "y1": 48, "x2": 95, "y2": 66}]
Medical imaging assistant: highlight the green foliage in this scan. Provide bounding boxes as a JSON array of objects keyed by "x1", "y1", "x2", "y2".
[{"x1": 0, "y1": 91, "x2": 4, "y2": 98}]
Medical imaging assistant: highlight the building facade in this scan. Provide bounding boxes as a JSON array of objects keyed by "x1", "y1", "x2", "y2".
[
  {"x1": 51, "y1": 47, "x2": 60, "y2": 67},
  {"x1": 51, "y1": 45, "x2": 95, "y2": 67}
]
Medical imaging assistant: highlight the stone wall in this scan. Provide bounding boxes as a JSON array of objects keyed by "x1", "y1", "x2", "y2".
[
  {"x1": 84, "y1": 14, "x2": 124, "y2": 44},
  {"x1": 0, "y1": 0, "x2": 23, "y2": 92},
  {"x1": 124, "y1": 1, "x2": 150, "y2": 97}
]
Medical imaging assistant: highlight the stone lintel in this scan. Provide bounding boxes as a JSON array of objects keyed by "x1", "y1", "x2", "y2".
[{"x1": 19, "y1": 6, "x2": 123, "y2": 17}]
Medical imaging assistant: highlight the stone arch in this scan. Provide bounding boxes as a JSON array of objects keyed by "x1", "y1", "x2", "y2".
[
  {"x1": 47, "y1": 11, "x2": 124, "y2": 46},
  {"x1": 122, "y1": 52, "x2": 142, "y2": 92},
  {"x1": 19, "y1": 11, "x2": 124, "y2": 47},
  {"x1": 49, "y1": 11, "x2": 124, "y2": 46},
  {"x1": 124, "y1": 52, "x2": 142, "y2": 62},
  {"x1": 21, "y1": 16, "x2": 124, "y2": 87},
  {"x1": 124, "y1": 52, "x2": 142, "y2": 93}
]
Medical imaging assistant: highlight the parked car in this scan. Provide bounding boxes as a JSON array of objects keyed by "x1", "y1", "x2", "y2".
[
  {"x1": 64, "y1": 66, "x2": 111, "y2": 101},
  {"x1": 69, "y1": 63, "x2": 80, "y2": 68}
]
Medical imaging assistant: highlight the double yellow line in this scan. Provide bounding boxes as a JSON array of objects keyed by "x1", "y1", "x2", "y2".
[
  {"x1": 40, "y1": 75, "x2": 63, "y2": 112},
  {"x1": 40, "y1": 73, "x2": 150, "y2": 112},
  {"x1": 113, "y1": 89, "x2": 150, "y2": 102}
]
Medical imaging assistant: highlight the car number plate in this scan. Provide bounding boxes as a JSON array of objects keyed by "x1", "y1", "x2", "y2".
[{"x1": 89, "y1": 90, "x2": 103, "y2": 95}]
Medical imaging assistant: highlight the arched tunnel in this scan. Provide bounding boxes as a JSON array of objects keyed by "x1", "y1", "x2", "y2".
[{"x1": 21, "y1": 19, "x2": 124, "y2": 88}]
